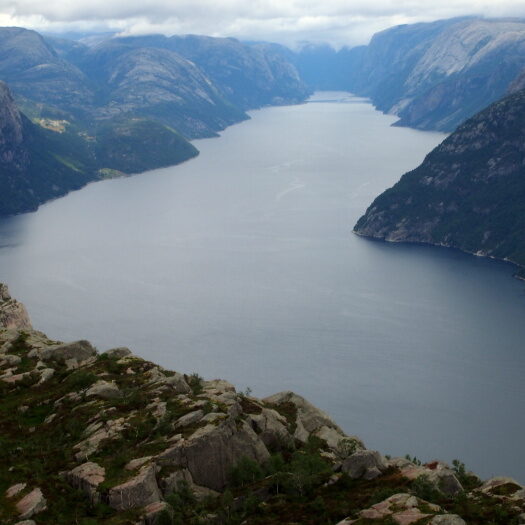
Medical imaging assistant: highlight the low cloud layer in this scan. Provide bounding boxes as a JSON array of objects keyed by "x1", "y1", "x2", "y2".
[{"x1": 1, "y1": 0, "x2": 525, "y2": 47}]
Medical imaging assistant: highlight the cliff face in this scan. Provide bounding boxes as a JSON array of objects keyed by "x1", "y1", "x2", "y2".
[
  {"x1": 0, "y1": 284, "x2": 31, "y2": 331},
  {"x1": 1, "y1": 287, "x2": 524, "y2": 524},
  {"x1": 354, "y1": 88, "x2": 525, "y2": 271},
  {"x1": 347, "y1": 18, "x2": 525, "y2": 132}
]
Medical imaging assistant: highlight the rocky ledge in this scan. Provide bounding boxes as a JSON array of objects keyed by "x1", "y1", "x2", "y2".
[{"x1": 0, "y1": 285, "x2": 524, "y2": 524}]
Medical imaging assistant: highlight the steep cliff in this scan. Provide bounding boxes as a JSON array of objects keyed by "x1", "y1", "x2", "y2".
[
  {"x1": 1, "y1": 287, "x2": 524, "y2": 524},
  {"x1": 347, "y1": 17, "x2": 525, "y2": 132},
  {"x1": 0, "y1": 80, "x2": 198, "y2": 215},
  {"x1": 354, "y1": 88, "x2": 525, "y2": 275}
]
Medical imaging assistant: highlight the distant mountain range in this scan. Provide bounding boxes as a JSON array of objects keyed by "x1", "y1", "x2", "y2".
[
  {"x1": 2, "y1": 18, "x2": 525, "y2": 217},
  {"x1": 0, "y1": 27, "x2": 310, "y2": 215},
  {"x1": 297, "y1": 17, "x2": 525, "y2": 132}
]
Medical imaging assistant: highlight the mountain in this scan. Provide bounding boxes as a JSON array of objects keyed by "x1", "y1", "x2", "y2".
[
  {"x1": 0, "y1": 27, "x2": 93, "y2": 121},
  {"x1": 0, "y1": 80, "x2": 94, "y2": 215},
  {"x1": 74, "y1": 40, "x2": 245, "y2": 138},
  {"x1": 104, "y1": 34, "x2": 311, "y2": 110},
  {"x1": 346, "y1": 17, "x2": 525, "y2": 132},
  {"x1": 0, "y1": 27, "x2": 310, "y2": 216},
  {"x1": 354, "y1": 88, "x2": 525, "y2": 277},
  {"x1": 0, "y1": 80, "x2": 198, "y2": 215},
  {"x1": 1, "y1": 284, "x2": 524, "y2": 524}
]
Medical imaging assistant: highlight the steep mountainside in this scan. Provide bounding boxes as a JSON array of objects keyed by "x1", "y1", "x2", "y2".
[
  {"x1": 0, "y1": 27, "x2": 313, "y2": 216},
  {"x1": 0, "y1": 27, "x2": 93, "y2": 120},
  {"x1": 75, "y1": 41, "x2": 245, "y2": 138},
  {"x1": 354, "y1": 88, "x2": 525, "y2": 275},
  {"x1": 346, "y1": 17, "x2": 525, "y2": 131},
  {"x1": 0, "y1": 81, "x2": 94, "y2": 215},
  {"x1": 1, "y1": 285, "x2": 524, "y2": 524},
  {"x1": 106, "y1": 34, "x2": 311, "y2": 110},
  {"x1": 0, "y1": 80, "x2": 198, "y2": 215}
]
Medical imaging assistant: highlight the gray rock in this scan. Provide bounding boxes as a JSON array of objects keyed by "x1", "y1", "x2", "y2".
[
  {"x1": 263, "y1": 390, "x2": 345, "y2": 444},
  {"x1": 157, "y1": 418, "x2": 270, "y2": 491},
  {"x1": 14, "y1": 521, "x2": 37, "y2": 525},
  {"x1": 203, "y1": 379, "x2": 236, "y2": 393},
  {"x1": 108, "y1": 465, "x2": 162, "y2": 511},
  {"x1": 175, "y1": 409, "x2": 204, "y2": 429},
  {"x1": 161, "y1": 468, "x2": 194, "y2": 497},
  {"x1": 16, "y1": 488, "x2": 47, "y2": 519},
  {"x1": 6, "y1": 483, "x2": 26, "y2": 499},
  {"x1": 429, "y1": 515, "x2": 466, "y2": 525},
  {"x1": 37, "y1": 368, "x2": 55, "y2": 384},
  {"x1": 163, "y1": 372, "x2": 191, "y2": 394},
  {"x1": 142, "y1": 501, "x2": 174, "y2": 525},
  {"x1": 104, "y1": 347, "x2": 132, "y2": 359},
  {"x1": 342, "y1": 450, "x2": 387, "y2": 480},
  {"x1": 0, "y1": 283, "x2": 32, "y2": 330},
  {"x1": 41, "y1": 340, "x2": 97, "y2": 365},
  {"x1": 125, "y1": 457, "x2": 153, "y2": 471},
  {"x1": 86, "y1": 380, "x2": 121, "y2": 400},
  {"x1": 1, "y1": 354, "x2": 21, "y2": 366},
  {"x1": 248, "y1": 408, "x2": 292, "y2": 449},
  {"x1": 431, "y1": 470, "x2": 463, "y2": 496},
  {"x1": 63, "y1": 462, "x2": 105, "y2": 504}
]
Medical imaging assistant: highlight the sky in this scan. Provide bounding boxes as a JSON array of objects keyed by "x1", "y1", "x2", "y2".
[{"x1": 1, "y1": 0, "x2": 525, "y2": 48}]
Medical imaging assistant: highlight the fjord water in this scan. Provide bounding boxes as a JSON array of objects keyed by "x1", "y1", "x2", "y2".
[{"x1": 1, "y1": 93, "x2": 524, "y2": 481}]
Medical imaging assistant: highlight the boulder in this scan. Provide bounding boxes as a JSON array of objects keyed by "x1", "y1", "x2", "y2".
[
  {"x1": 108, "y1": 465, "x2": 162, "y2": 511},
  {"x1": 37, "y1": 368, "x2": 55, "y2": 384},
  {"x1": 161, "y1": 468, "x2": 194, "y2": 496},
  {"x1": 398, "y1": 461, "x2": 463, "y2": 496},
  {"x1": 40, "y1": 340, "x2": 97, "y2": 366},
  {"x1": 203, "y1": 379, "x2": 236, "y2": 393},
  {"x1": 6, "y1": 483, "x2": 27, "y2": 499},
  {"x1": 16, "y1": 488, "x2": 47, "y2": 519},
  {"x1": 63, "y1": 462, "x2": 105, "y2": 504},
  {"x1": 104, "y1": 347, "x2": 132, "y2": 359},
  {"x1": 1, "y1": 354, "x2": 21, "y2": 366},
  {"x1": 125, "y1": 457, "x2": 153, "y2": 471},
  {"x1": 163, "y1": 372, "x2": 191, "y2": 394},
  {"x1": 342, "y1": 450, "x2": 387, "y2": 480},
  {"x1": 14, "y1": 521, "x2": 37, "y2": 525},
  {"x1": 247, "y1": 408, "x2": 292, "y2": 449},
  {"x1": 479, "y1": 476, "x2": 523, "y2": 496},
  {"x1": 429, "y1": 516, "x2": 467, "y2": 524},
  {"x1": 86, "y1": 380, "x2": 121, "y2": 400},
  {"x1": 0, "y1": 284, "x2": 32, "y2": 330},
  {"x1": 175, "y1": 409, "x2": 204, "y2": 429},
  {"x1": 338, "y1": 493, "x2": 442, "y2": 525},
  {"x1": 157, "y1": 418, "x2": 270, "y2": 491},
  {"x1": 142, "y1": 501, "x2": 174, "y2": 525},
  {"x1": 263, "y1": 391, "x2": 345, "y2": 445}
]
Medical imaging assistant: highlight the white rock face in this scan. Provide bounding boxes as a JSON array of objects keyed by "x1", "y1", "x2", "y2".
[
  {"x1": 86, "y1": 380, "x2": 122, "y2": 400},
  {"x1": 0, "y1": 284, "x2": 32, "y2": 330},
  {"x1": 108, "y1": 465, "x2": 162, "y2": 511},
  {"x1": 16, "y1": 488, "x2": 47, "y2": 519},
  {"x1": 64, "y1": 462, "x2": 105, "y2": 504}
]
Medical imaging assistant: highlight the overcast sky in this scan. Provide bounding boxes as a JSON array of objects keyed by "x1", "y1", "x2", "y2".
[{"x1": 1, "y1": 0, "x2": 525, "y2": 47}]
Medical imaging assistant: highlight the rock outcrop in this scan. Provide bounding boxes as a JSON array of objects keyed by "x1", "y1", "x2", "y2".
[
  {"x1": 0, "y1": 283, "x2": 31, "y2": 331},
  {"x1": 0, "y1": 285, "x2": 523, "y2": 524}
]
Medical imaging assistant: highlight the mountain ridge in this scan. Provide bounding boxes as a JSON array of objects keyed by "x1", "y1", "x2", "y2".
[{"x1": 354, "y1": 87, "x2": 525, "y2": 278}]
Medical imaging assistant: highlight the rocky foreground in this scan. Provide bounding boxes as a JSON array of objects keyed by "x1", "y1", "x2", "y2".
[{"x1": 0, "y1": 285, "x2": 524, "y2": 524}]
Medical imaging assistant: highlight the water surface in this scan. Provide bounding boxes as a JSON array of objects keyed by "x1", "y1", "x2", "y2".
[{"x1": 1, "y1": 93, "x2": 524, "y2": 481}]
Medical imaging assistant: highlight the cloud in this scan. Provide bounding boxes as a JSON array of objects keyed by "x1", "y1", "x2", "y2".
[{"x1": 1, "y1": 0, "x2": 525, "y2": 47}]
